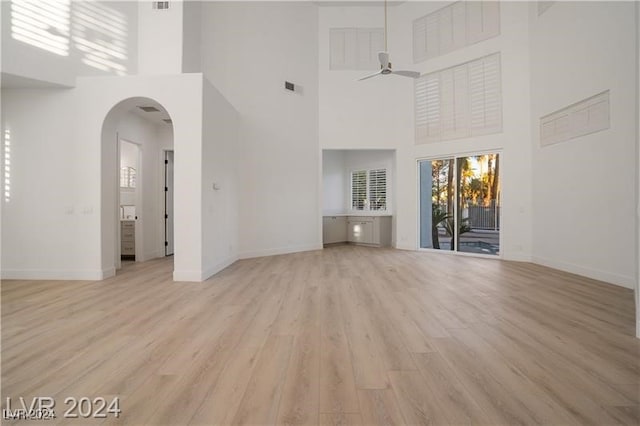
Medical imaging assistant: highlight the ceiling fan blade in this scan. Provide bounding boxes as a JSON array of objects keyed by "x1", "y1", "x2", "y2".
[
  {"x1": 358, "y1": 70, "x2": 383, "y2": 81},
  {"x1": 378, "y1": 51, "x2": 390, "y2": 67},
  {"x1": 393, "y1": 70, "x2": 421, "y2": 79}
]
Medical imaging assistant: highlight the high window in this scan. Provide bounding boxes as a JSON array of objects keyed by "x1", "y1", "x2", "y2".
[{"x1": 415, "y1": 53, "x2": 502, "y2": 144}]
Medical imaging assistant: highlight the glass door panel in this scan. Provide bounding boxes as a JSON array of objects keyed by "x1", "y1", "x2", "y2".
[
  {"x1": 456, "y1": 154, "x2": 500, "y2": 255},
  {"x1": 419, "y1": 158, "x2": 456, "y2": 250},
  {"x1": 419, "y1": 153, "x2": 500, "y2": 256}
]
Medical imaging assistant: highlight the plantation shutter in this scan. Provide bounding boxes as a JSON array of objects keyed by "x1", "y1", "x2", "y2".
[
  {"x1": 453, "y1": 64, "x2": 470, "y2": 138},
  {"x1": 440, "y1": 68, "x2": 456, "y2": 139},
  {"x1": 412, "y1": 16, "x2": 426, "y2": 63},
  {"x1": 540, "y1": 91, "x2": 610, "y2": 146},
  {"x1": 356, "y1": 28, "x2": 384, "y2": 70},
  {"x1": 439, "y1": 65, "x2": 470, "y2": 140},
  {"x1": 469, "y1": 53, "x2": 502, "y2": 135},
  {"x1": 466, "y1": 1, "x2": 500, "y2": 44},
  {"x1": 416, "y1": 53, "x2": 502, "y2": 144},
  {"x1": 369, "y1": 169, "x2": 387, "y2": 211},
  {"x1": 451, "y1": 1, "x2": 467, "y2": 51},
  {"x1": 351, "y1": 170, "x2": 367, "y2": 210},
  {"x1": 331, "y1": 28, "x2": 384, "y2": 71},
  {"x1": 415, "y1": 73, "x2": 441, "y2": 143},
  {"x1": 413, "y1": 1, "x2": 499, "y2": 63},
  {"x1": 330, "y1": 29, "x2": 356, "y2": 70}
]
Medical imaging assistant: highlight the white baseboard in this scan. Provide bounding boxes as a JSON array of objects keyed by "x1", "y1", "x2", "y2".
[
  {"x1": 175, "y1": 245, "x2": 322, "y2": 282},
  {"x1": 144, "y1": 250, "x2": 164, "y2": 261},
  {"x1": 1, "y1": 269, "x2": 107, "y2": 280},
  {"x1": 502, "y1": 253, "x2": 533, "y2": 262},
  {"x1": 102, "y1": 267, "x2": 116, "y2": 279},
  {"x1": 238, "y1": 243, "x2": 322, "y2": 260},
  {"x1": 173, "y1": 255, "x2": 238, "y2": 282},
  {"x1": 393, "y1": 244, "x2": 415, "y2": 251},
  {"x1": 201, "y1": 255, "x2": 238, "y2": 281},
  {"x1": 172, "y1": 269, "x2": 204, "y2": 282},
  {"x1": 532, "y1": 256, "x2": 634, "y2": 289}
]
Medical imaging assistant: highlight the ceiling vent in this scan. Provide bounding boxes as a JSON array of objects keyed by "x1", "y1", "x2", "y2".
[
  {"x1": 163, "y1": 119, "x2": 172, "y2": 124},
  {"x1": 153, "y1": 2, "x2": 170, "y2": 10},
  {"x1": 138, "y1": 106, "x2": 160, "y2": 113}
]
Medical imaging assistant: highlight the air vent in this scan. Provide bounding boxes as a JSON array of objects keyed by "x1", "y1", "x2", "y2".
[
  {"x1": 138, "y1": 106, "x2": 160, "y2": 113},
  {"x1": 153, "y1": 2, "x2": 170, "y2": 10},
  {"x1": 163, "y1": 119, "x2": 172, "y2": 124}
]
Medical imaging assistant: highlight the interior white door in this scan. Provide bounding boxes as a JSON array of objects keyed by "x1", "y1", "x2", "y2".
[{"x1": 165, "y1": 151, "x2": 174, "y2": 256}]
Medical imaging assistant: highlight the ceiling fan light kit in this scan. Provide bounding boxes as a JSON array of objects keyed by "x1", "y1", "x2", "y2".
[{"x1": 358, "y1": 0, "x2": 420, "y2": 82}]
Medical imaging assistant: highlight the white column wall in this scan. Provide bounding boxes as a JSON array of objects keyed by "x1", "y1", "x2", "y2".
[{"x1": 530, "y1": 1, "x2": 637, "y2": 289}]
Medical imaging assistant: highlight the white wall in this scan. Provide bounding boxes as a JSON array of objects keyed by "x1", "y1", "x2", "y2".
[
  {"x1": 319, "y1": 2, "x2": 533, "y2": 261},
  {"x1": 1, "y1": 1, "x2": 138, "y2": 87},
  {"x1": 200, "y1": 2, "x2": 320, "y2": 258},
  {"x1": 319, "y1": 6, "x2": 413, "y2": 150},
  {"x1": 137, "y1": 0, "x2": 183, "y2": 75},
  {"x1": 530, "y1": 1, "x2": 637, "y2": 289},
  {"x1": 0, "y1": 0, "x2": 3, "y2": 273},
  {"x1": 182, "y1": 0, "x2": 202, "y2": 73},
  {"x1": 1, "y1": 74, "x2": 203, "y2": 280},
  {"x1": 322, "y1": 150, "x2": 345, "y2": 214},
  {"x1": 1, "y1": 87, "x2": 92, "y2": 278},
  {"x1": 85, "y1": 75, "x2": 203, "y2": 281},
  {"x1": 201, "y1": 79, "x2": 240, "y2": 279}
]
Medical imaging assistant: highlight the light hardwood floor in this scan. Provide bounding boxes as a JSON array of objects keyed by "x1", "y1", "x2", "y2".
[{"x1": 2, "y1": 245, "x2": 639, "y2": 425}]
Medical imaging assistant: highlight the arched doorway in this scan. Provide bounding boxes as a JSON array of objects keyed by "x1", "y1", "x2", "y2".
[{"x1": 101, "y1": 97, "x2": 174, "y2": 273}]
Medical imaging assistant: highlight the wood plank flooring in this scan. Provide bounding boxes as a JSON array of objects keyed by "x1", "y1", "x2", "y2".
[{"x1": 2, "y1": 245, "x2": 639, "y2": 425}]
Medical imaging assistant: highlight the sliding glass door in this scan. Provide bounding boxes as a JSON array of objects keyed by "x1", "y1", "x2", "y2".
[{"x1": 419, "y1": 153, "x2": 500, "y2": 256}]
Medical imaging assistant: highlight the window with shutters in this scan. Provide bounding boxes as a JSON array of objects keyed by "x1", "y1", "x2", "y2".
[
  {"x1": 351, "y1": 170, "x2": 367, "y2": 210},
  {"x1": 415, "y1": 53, "x2": 502, "y2": 144},
  {"x1": 351, "y1": 169, "x2": 387, "y2": 211},
  {"x1": 330, "y1": 28, "x2": 384, "y2": 71},
  {"x1": 413, "y1": 1, "x2": 500, "y2": 63},
  {"x1": 369, "y1": 169, "x2": 387, "y2": 211},
  {"x1": 540, "y1": 91, "x2": 610, "y2": 146}
]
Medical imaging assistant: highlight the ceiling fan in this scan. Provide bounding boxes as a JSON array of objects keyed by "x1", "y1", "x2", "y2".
[{"x1": 358, "y1": 0, "x2": 420, "y2": 81}]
